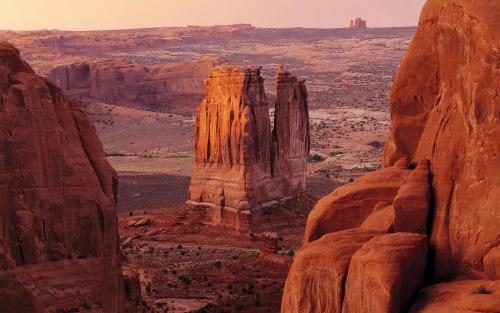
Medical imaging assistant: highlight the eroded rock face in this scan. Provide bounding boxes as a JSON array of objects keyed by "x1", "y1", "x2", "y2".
[
  {"x1": 393, "y1": 160, "x2": 430, "y2": 234},
  {"x1": 48, "y1": 56, "x2": 228, "y2": 113},
  {"x1": 383, "y1": 0, "x2": 500, "y2": 280},
  {"x1": 0, "y1": 42, "x2": 134, "y2": 312},
  {"x1": 188, "y1": 66, "x2": 310, "y2": 230},
  {"x1": 281, "y1": 1, "x2": 499, "y2": 312},
  {"x1": 303, "y1": 162, "x2": 411, "y2": 244},
  {"x1": 281, "y1": 229, "x2": 383, "y2": 313}
]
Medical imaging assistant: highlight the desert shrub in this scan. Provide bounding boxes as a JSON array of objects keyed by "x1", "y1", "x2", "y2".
[
  {"x1": 329, "y1": 151, "x2": 344, "y2": 157},
  {"x1": 179, "y1": 275, "x2": 191, "y2": 285},
  {"x1": 165, "y1": 154, "x2": 189, "y2": 159},
  {"x1": 288, "y1": 250, "x2": 295, "y2": 257},
  {"x1": 473, "y1": 285, "x2": 492, "y2": 294},
  {"x1": 105, "y1": 151, "x2": 126, "y2": 157},
  {"x1": 214, "y1": 260, "x2": 222, "y2": 269},
  {"x1": 308, "y1": 154, "x2": 325, "y2": 163}
]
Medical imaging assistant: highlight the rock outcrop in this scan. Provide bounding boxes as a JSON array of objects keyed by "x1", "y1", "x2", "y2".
[
  {"x1": 48, "y1": 56, "x2": 228, "y2": 114},
  {"x1": 383, "y1": 0, "x2": 499, "y2": 281},
  {"x1": 349, "y1": 18, "x2": 367, "y2": 29},
  {"x1": 187, "y1": 66, "x2": 310, "y2": 231},
  {"x1": 282, "y1": 229, "x2": 383, "y2": 313},
  {"x1": 281, "y1": 0, "x2": 499, "y2": 312},
  {"x1": 0, "y1": 42, "x2": 137, "y2": 312},
  {"x1": 342, "y1": 233, "x2": 428, "y2": 313}
]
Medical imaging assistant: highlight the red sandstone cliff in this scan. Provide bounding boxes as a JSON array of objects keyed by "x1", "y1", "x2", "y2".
[
  {"x1": 281, "y1": 0, "x2": 499, "y2": 312},
  {"x1": 48, "y1": 56, "x2": 228, "y2": 114},
  {"x1": 188, "y1": 66, "x2": 310, "y2": 230},
  {"x1": 0, "y1": 42, "x2": 137, "y2": 312}
]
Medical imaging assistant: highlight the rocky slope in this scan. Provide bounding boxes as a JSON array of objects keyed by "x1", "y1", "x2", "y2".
[
  {"x1": 188, "y1": 66, "x2": 310, "y2": 231},
  {"x1": 281, "y1": 0, "x2": 499, "y2": 312},
  {"x1": 0, "y1": 42, "x2": 138, "y2": 312},
  {"x1": 48, "y1": 56, "x2": 228, "y2": 114}
]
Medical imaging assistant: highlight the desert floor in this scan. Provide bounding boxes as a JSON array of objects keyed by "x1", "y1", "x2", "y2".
[{"x1": 4, "y1": 26, "x2": 413, "y2": 312}]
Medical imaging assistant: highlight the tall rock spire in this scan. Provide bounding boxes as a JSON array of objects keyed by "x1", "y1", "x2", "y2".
[{"x1": 188, "y1": 65, "x2": 310, "y2": 231}]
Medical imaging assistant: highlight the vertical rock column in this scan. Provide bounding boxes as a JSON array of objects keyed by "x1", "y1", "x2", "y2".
[
  {"x1": 188, "y1": 66, "x2": 273, "y2": 231},
  {"x1": 271, "y1": 69, "x2": 310, "y2": 198},
  {"x1": 188, "y1": 66, "x2": 310, "y2": 231}
]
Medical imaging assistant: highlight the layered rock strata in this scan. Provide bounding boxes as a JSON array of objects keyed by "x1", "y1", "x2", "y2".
[
  {"x1": 48, "y1": 56, "x2": 228, "y2": 113},
  {"x1": 0, "y1": 42, "x2": 136, "y2": 312},
  {"x1": 281, "y1": 0, "x2": 499, "y2": 312},
  {"x1": 187, "y1": 66, "x2": 310, "y2": 231}
]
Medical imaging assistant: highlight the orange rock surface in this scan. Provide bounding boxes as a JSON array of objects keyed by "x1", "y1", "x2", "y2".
[
  {"x1": 303, "y1": 161, "x2": 411, "y2": 243},
  {"x1": 281, "y1": 0, "x2": 499, "y2": 312},
  {"x1": 0, "y1": 42, "x2": 136, "y2": 312},
  {"x1": 188, "y1": 66, "x2": 310, "y2": 230},
  {"x1": 343, "y1": 233, "x2": 428, "y2": 313},
  {"x1": 383, "y1": 0, "x2": 500, "y2": 279},
  {"x1": 281, "y1": 229, "x2": 382, "y2": 313},
  {"x1": 392, "y1": 160, "x2": 430, "y2": 234}
]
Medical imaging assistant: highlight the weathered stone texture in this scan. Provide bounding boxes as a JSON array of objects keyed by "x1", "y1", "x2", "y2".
[
  {"x1": 281, "y1": 1, "x2": 499, "y2": 312},
  {"x1": 0, "y1": 42, "x2": 135, "y2": 312},
  {"x1": 48, "y1": 56, "x2": 228, "y2": 113},
  {"x1": 188, "y1": 66, "x2": 310, "y2": 230}
]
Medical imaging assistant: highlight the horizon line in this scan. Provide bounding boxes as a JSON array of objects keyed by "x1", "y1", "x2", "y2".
[{"x1": 0, "y1": 23, "x2": 419, "y2": 33}]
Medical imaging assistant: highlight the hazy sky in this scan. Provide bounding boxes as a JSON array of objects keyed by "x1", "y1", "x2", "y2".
[{"x1": 0, "y1": 0, "x2": 427, "y2": 31}]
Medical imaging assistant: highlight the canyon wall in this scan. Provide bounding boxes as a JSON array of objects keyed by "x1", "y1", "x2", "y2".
[
  {"x1": 0, "y1": 42, "x2": 136, "y2": 312},
  {"x1": 188, "y1": 66, "x2": 310, "y2": 231},
  {"x1": 282, "y1": 0, "x2": 499, "y2": 312},
  {"x1": 48, "y1": 56, "x2": 228, "y2": 113}
]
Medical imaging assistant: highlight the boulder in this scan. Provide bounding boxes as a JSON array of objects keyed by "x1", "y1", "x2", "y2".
[
  {"x1": 343, "y1": 233, "x2": 428, "y2": 313},
  {"x1": 393, "y1": 160, "x2": 431, "y2": 234},
  {"x1": 303, "y1": 163, "x2": 411, "y2": 243},
  {"x1": 281, "y1": 229, "x2": 382, "y2": 313}
]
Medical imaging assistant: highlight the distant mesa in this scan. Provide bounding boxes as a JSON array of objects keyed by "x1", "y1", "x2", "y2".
[
  {"x1": 350, "y1": 17, "x2": 367, "y2": 29},
  {"x1": 187, "y1": 65, "x2": 310, "y2": 231},
  {"x1": 48, "y1": 56, "x2": 228, "y2": 114}
]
